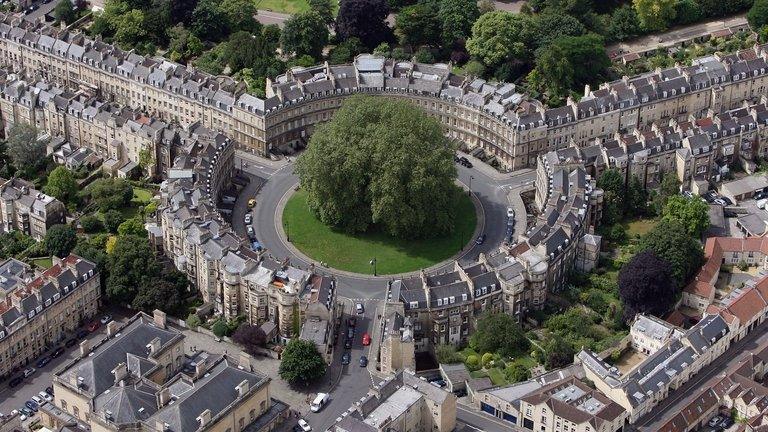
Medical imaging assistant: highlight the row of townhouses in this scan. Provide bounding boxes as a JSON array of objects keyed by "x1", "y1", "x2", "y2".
[
  {"x1": 0, "y1": 254, "x2": 99, "y2": 379},
  {"x1": 0, "y1": 176, "x2": 64, "y2": 240},
  {"x1": 380, "y1": 151, "x2": 604, "y2": 363},
  {"x1": 42, "y1": 310, "x2": 289, "y2": 432},
  {"x1": 1, "y1": 14, "x2": 768, "y2": 173}
]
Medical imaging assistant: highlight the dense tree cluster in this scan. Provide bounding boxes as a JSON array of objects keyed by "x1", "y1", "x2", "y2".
[
  {"x1": 661, "y1": 195, "x2": 710, "y2": 238},
  {"x1": 279, "y1": 339, "x2": 327, "y2": 384},
  {"x1": 87, "y1": 178, "x2": 134, "y2": 212},
  {"x1": 295, "y1": 95, "x2": 459, "y2": 239},
  {"x1": 232, "y1": 324, "x2": 268, "y2": 355},
  {"x1": 637, "y1": 219, "x2": 704, "y2": 287},
  {"x1": 618, "y1": 250, "x2": 676, "y2": 321},
  {"x1": 469, "y1": 313, "x2": 529, "y2": 357}
]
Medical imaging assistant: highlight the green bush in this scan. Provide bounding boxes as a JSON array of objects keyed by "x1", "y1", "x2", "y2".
[
  {"x1": 211, "y1": 319, "x2": 228, "y2": 338},
  {"x1": 186, "y1": 313, "x2": 201, "y2": 329},
  {"x1": 80, "y1": 215, "x2": 103, "y2": 233},
  {"x1": 610, "y1": 349, "x2": 622, "y2": 363},
  {"x1": 738, "y1": 260, "x2": 749, "y2": 271},
  {"x1": 481, "y1": 352, "x2": 494, "y2": 368}
]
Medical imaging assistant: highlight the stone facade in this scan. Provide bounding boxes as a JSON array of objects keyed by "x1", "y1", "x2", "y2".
[{"x1": 0, "y1": 176, "x2": 65, "y2": 240}]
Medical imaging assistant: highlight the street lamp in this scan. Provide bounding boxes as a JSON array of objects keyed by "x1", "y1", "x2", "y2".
[
  {"x1": 468, "y1": 175, "x2": 474, "y2": 196},
  {"x1": 370, "y1": 257, "x2": 377, "y2": 276},
  {"x1": 286, "y1": 218, "x2": 291, "y2": 242}
]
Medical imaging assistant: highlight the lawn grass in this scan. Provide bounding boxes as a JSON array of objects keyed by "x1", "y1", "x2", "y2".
[
  {"x1": 487, "y1": 367, "x2": 507, "y2": 386},
  {"x1": 132, "y1": 187, "x2": 153, "y2": 205},
  {"x1": 625, "y1": 217, "x2": 657, "y2": 238},
  {"x1": 31, "y1": 257, "x2": 53, "y2": 269},
  {"x1": 283, "y1": 189, "x2": 477, "y2": 274},
  {"x1": 254, "y1": 0, "x2": 338, "y2": 15}
]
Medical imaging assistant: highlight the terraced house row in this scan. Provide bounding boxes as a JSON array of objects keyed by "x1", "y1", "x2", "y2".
[{"x1": 1, "y1": 14, "x2": 768, "y2": 172}]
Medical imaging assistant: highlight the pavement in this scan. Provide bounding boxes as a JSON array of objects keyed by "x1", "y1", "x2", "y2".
[
  {"x1": 632, "y1": 319, "x2": 768, "y2": 431},
  {"x1": 255, "y1": 9, "x2": 291, "y2": 27},
  {"x1": 607, "y1": 13, "x2": 748, "y2": 57},
  {"x1": 23, "y1": 0, "x2": 60, "y2": 22}
]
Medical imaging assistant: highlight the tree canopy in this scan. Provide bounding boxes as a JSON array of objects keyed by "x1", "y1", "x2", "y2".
[
  {"x1": 438, "y1": 0, "x2": 479, "y2": 46},
  {"x1": 44, "y1": 167, "x2": 79, "y2": 205},
  {"x1": 618, "y1": 250, "x2": 677, "y2": 321},
  {"x1": 295, "y1": 95, "x2": 460, "y2": 239},
  {"x1": 309, "y1": 0, "x2": 336, "y2": 24},
  {"x1": 44, "y1": 224, "x2": 78, "y2": 258},
  {"x1": 469, "y1": 313, "x2": 529, "y2": 357},
  {"x1": 466, "y1": 11, "x2": 533, "y2": 67},
  {"x1": 7, "y1": 123, "x2": 46, "y2": 174},
  {"x1": 232, "y1": 324, "x2": 268, "y2": 355},
  {"x1": 279, "y1": 339, "x2": 327, "y2": 384},
  {"x1": 54, "y1": 0, "x2": 77, "y2": 24},
  {"x1": 88, "y1": 178, "x2": 134, "y2": 212},
  {"x1": 749, "y1": 0, "x2": 768, "y2": 29},
  {"x1": 281, "y1": 11, "x2": 330, "y2": 60},
  {"x1": 662, "y1": 195, "x2": 710, "y2": 238},
  {"x1": 633, "y1": 0, "x2": 676, "y2": 31},
  {"x1": 336, "y1": 0, "x2": 391, "y2": 49},
  {"x1": 637, "y1": 219, "x2": 703, "y2": 287},
  {"x1": 395, "y1": 0, "x2": 441, "y2": 48}
]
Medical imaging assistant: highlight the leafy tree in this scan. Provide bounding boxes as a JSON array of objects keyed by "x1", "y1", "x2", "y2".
[
  {"x1": 168, "y1": 24, "x2": 204, "y2": 62},
  {"x1": 749, "y1": 0, "x2": 768, "y2": 29},
  {"x1": 142, "y1": 0, "x2": 172, "y2": 46},
  {"x1": 662, "y1": 195, "x2": 710, "y2": 238},
  {"x1": 653, "y1": 172, "x2": 681, "y2": 213},
  {"x1": 638, "y1": 219, "x2": 703, "y2": 287},
  {"x1": 533, "y1": 13, "x2": 585, "y2": 49},
  {"x1": 169, "y1": 0, "x2": 198, "y2": 25},
  {"x1": 80, "y1": 215, "x2": 104, "y2": 233},
  {"x1": 221, "y1": 31, "x2": 281, "y2": 75},
  {"x1": 220, "y1": 0, "x2": 260, "y2": 33},
  {"x1": 336, "y1": 0, "x2": 391, "y2": 49},
  {"x1": 106, "y1": 234, "x2": 161, "y2": 305},
  {"x1": 328, "y1": 37, "x2": 364, "y2": 63},
  {"x1": 44, "y1": 224, "x2": 78, "y2": 258},
  {"x1": 44, "y1": 167, "x2": 78, "y2": 204},
  {"x1": 414, "y1": 47, "x2": 434, "y2": 63},
  {"x1": 597, "y1": 168, "x2": 625, "y2": 225},
  {"x1": 212, "y1": 319, "x2": 229, "y2": 337},
  {"x1": 438, "y1": 0, "x2": 479, "y2": 46},
  {"x1": 435, "y1": 344, "x2": 463, "y2": 363},
  {"x1": 89, "y1": 178, "x2": 134, "y2": 212},
  {"x1": 309, "y1": 0, "x2": 335, "y2": 24},
  {"x1": 373, "y1": 42, "x2": 391, "y2": 56},
  {"x1": 279, "y1": 339, "x2": 327, "y2": 384},
  {"x1": 54, "y1": 0, "x2": 77, "y2": 24},
  {"x1": 194, "y1": 46, "x2": 225, "y2": 75},
  {"x1": 699, "y1": 0, "x2": 752, "y2": 18},
  {"x1": 113, "y1": 9, "x2": 147, "y2": 48},
  {"x1": 186, "y1": 313, "x2": 201, "y2": 328},
  {"x1": 191, "y1": 0, "x2": 229, "y2": 42},
  {"x1": 132, "y1": 277, "x2": 183, "y2": 313},
  {"x1": 505, "y1": 363, "x2": 530, "y2": 383},
  {"x1": 232, "y1": 324, "x2": 268, "y2": 355},
  {"x1": 463, "y1": 60, "x2": 485, "y2": 77},
  {"x1": 281, "y1": 11, "x2": 329, "y2": 59},
  {"x1": 545, "y1": 335, "x2": 574, "y2": 369},
  {"x1": 478, "y1": 0, "x2": 495, "y2": 14},
  {"x1": 7, "y1": 123, "x2": 46, "y2": 173},
  {"x1": 627, "y1": 175, "x2": 648, "y2": 217},
  {"x1": 633, "y1": 0, "x2": 676, "y2": 32},
  {"x1": 395, "y1": 1, "x2": 441, "y2": 48},
  {"x1": 529, "y1": 33, "x2": 609, "y2": 105},
  {"x1": 606, "y1": 5, "x2": 641, "y2": 42},
  {"x1": 117, "y1": 217, "x2": 147, "y2": 237},
  {"x1": 296, "y1": 95, "x2": 458, "y2": 238},
  {"x1": 674, "y1": 0, "x2": 702, "y2": 25},
  {"x1": 618, "y1": 250, "x2": 676, "y2": 321},
  {"x1": 466, "y1": 11, "x2": 534, "y2": 67},
  {"x1": 469, "y1": 313, "x2": 529, "y2": 357},
  {"x1": 103, "y1": 210, "x2": 125, "y2": 233}
]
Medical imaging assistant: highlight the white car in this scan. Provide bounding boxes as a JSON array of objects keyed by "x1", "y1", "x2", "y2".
[
  {"x1": 507, "y1": 207, "x2": 514, "y2": 218},
  {"x1": 31, "y1": 395, "x2": 45, "y2": 406},
  {"x1": 100, "y1": 314, "x2": 112, "y2": 324},
  {"x1": 298, "y1": 419, "x2": 311, "y2": 431},
  {"x1": 39, "y1": 391, "x2": 53, "y2": 402},
  {"x1": 244, "y1": 213, "x2": 253, "y2": 224}
]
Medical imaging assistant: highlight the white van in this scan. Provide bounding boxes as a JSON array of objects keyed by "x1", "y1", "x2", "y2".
[
  {"x1": 310, "y1": 393, "x2": 329, "y2": 412},
  {"x1": 758, "y1": 198, "x2": 768, "y2": 209}
]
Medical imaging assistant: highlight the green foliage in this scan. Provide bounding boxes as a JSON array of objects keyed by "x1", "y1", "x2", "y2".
[
  {"x1": 414, "y1": 47, "x2": 435, "y2": 63},
  {"x1": 395, "y1": 1, "x2": 441, "y2": 47},
  {"x1": 463, "y1": 60, "x2": 486, "y2": 77},
  {"x1": 545, "y1": 335, "x2": 575, "y2": 369},
  {"x1": 295, "y1": 95, "x2": 459, "y2": 239},
  {"x1": 0, "y1": 231, "x2": 35, "y2": 260},
  {"x1": 505, "y1": 363, "x2": 530, "y2": 383},
  {"x1": 193, "y1": 47, "x2": 225, "y2": 75},
  {"x1": 186, "y1": 313, "x2": 201, "y2": 329},
  {"x1": 44, "y1": 224, "x2": 77, "y2": 258},
  {"x1": 481, "y1": 352, "x2": 494, "y2": 367},
  {"x1": 618, "y1": 250, "x2": 676, "y2": 320},
  {"x1": 435, "y1": 344, "x2": 464, "y2": 363},
  {"x1": 327, "y1": 37, "x2": 364, "y2": 63},
  {"x1": 80, "y1": 215, "x2": 104, "y2": 233},
  {"x1": 88, "y1": 178, "x2": 133, "y2": 212},
  {"x1": 661, "y1": 195, "x2": 710, "y2": 238},
  {"x1": 103, "y1": 210, "x2": 125, "y2": 233},
  {"x1": 281, "y1": 11, "x2": 329, "y2": 59},
  {"x1": 117, "y1": 217, "x2": 147, "y2": 237},
  {"x1": 750, "y1": 0, "x2": 768, "y2": 32},
  {"x1": 470, "y1": 313, "x2": 529, "y2": 357},
  {"x1": 309, "y1": 0, "x2": 335, "y2": 24},
  {"x1": 466, "y1": 11, "x2": 533, "y2": 67},
  {"x1": 438, "y1": 0, "x2": 479, "y2": 46},
  {"x1": 106, "y1": 234, "x2": 160, "y2": 304},
  {"x1": 373, "y1": 43, "x2": 391, "y2": 56},
  {"x1": 336, "y1": 0, "x2": 391, "y2": 49},
  {"x1": 674, "y1": 0, "x2": 702, "y2": 25},
  {"x1": 44, "y1": 166, "x2": 78, "y2": 205},
  {"x1": 633, "y1": 0, "x2": 676, "y2": 31},
  {"x1": 638, "y1": 219, "x2": 703, "y2": 287},
  {"x1": 168, "y1": 24, "x2": 204, "y2": 62},
  {"x1": 219, "y1": 0, "x2": 260, "y2": 33},
  {"x1": 654, "y1": 172, "x2": 681, "y2": 213},
  {"x1": 738, "y1": 260, "x2": 749, "y2": 271},
  {"x1": 191, "y1": 0, "x2": 229, "y2": 42},
  {"x1": 212, "y1": 319, "x2": 229, "y2": 337},
  {"x1": 53, "y1": 0, "x2": 77, "y2": 24},
  {"x1": 607, "y1": 5, "x2": 641, "y2": 42},
  {"x1": 533, "y1": 13, "x2": 586, "y2": 49},
  {"x1": 7, "y1": 123, "x2": 46, "y2": 174},
  {"x1": 279, "y1": 339, "x2": 327, "y2": 384}
]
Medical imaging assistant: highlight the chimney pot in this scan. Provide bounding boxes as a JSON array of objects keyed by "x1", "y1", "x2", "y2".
[
  {"x1": 106, "y1": 320, "x2": 119, "y2": 337},
  {"x1": 153, "y1": 309, "x2": 167, "y2": 329},
  {"x1": 79, "y1": 339, "x2": 90, "y2": 358},
  {"x1": 197, "y1": 409, "x2": 212, "y2": 427}
]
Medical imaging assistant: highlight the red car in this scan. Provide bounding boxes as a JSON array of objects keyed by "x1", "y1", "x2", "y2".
[
  {"x1": 86, "y1": 321, "x2": 100, "y2": 332},
  {"x1": 362, "y1": 332, "x2": 371, "y2": 346}
]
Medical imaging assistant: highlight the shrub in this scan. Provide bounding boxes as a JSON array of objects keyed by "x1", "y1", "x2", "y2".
[
  {"x1": 103, "y1": 210, "x2": 124, "y2": 233},
  {"x1": 466, "y1": 354, "x2": 479, "y2": 367},
  {"x1": 80, "y1": 215, "x2": 103, "y2": 233},
  {"x1": 481, "y1": 352, "x2": 494, "y2": 368},
  {"x1": 186, "y1": 313, "x2": 201, "y2": 329},
  {"x1": 211, "y1": 319, "x2": 229, "y2": 338},
  {"x1": 738, "y1": 260, "x2": 749, "y2": 271}
]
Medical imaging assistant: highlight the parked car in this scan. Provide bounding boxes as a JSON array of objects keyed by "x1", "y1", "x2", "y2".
[
  {"x1": 362, "y1": 332, "x2": 371, "y2": 346},
  {"x1": 36, "y1": 357, "x2": 50, "y2": 368},
  {"x1": 720, "y1": 417, "x2": 734, "y2": 428},
  {"x1": 347, "y1": 317, "x2": 357, "y2": 327},
  {"x1": 100, "y1": 314, "x2": 112, "y2": 324},
  {"x1": 24, "y1": 401, "x2": 38, "y2": 412},
  {"x1": 39, "y1": 391, "x2": 53, "y2": 403},
  {"x1": 23, "y1": 368, "x2": 35, "y2": 378},
  {"x1": 247, "y1": 198, "x2": 257, "y2": 208},
  {"x1": 355, "y1": 303, "x2": 364, "y2": 314},
  {"x1": 507, "y1": 207, "x2": 514, "y2": 219},
  {"x1": 51, "y1": 347, "x2": 65, "y2": 358},
  {"x1": 341, "y1": 352, "x2": 351, "y2": 365},
  {"x1": 359, "y1": 355, "x2": 368, "y2": 367},
  {"x1": 346, "y1": 327, "x2": 355, "y2": 339},
  {"x1": 65, "y1": 338, "x2": 78, "y2": 348},
  {"x1": 344, "y1": 338, "x2": 352, "y2": 349},
  {"x1": 708, "y1": 416, "x2": 722, "y2": 427},
  {"x1": 722, "y1": 196, "x2": 734, "y2": 205},
  {"x1": 475, "y1": 234, "x2": 486, "y2": 245},
  {"x1": 8, "y1": 376, "x2": 23, "y2": 388},
  {"x1": 31, "y1": 395, "x2": 45, "y2": 406},
  {"x1": 18, "y1": 407, "x2": 32, "y2": 418},
  {"x1": 297, "y1": 419, "x2": 311, "y2": 431},
  {"x1": 87, "y1": 321, "x2": 100, "y2": 332},
  {"x1": 310, "y1": 393, "x2": 329, "y2": 412},
  {"x1": 45, "y1": 386, "x2": 54, "y2": 396},
  {"x1": 244, "y1": 213, "x2": 253, "y2": 224},
  {"x1": 714, "y1": 198, "x2": 726, "y2": 206}
]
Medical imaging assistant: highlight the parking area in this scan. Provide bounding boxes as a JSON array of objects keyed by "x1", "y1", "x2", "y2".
[
  {"x1": 0, "y1": 310, "x2": 130, "y2": 425},
  {"x1": 696, "y1": 413, "x2": 736, "y2": 432}
]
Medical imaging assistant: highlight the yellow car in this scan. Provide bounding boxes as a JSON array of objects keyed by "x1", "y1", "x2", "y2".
[{"x1": 247, "y1": 198, "x2": 257, "y2": 208}]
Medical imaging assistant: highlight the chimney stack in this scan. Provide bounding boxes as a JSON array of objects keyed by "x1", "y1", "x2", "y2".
[
  {"x1": 153, "y1": 309, "x2": 167, "y2": 329},
  {"x1": 236, "y1": 380, "x2": 249, "y2": 398},
  {"x1": 146, "y1": 337, "x2": 161, "y2": 356},
  {"x1": 157, "y1": 387, "x2": 171, "y2": 407},
  {"x1": 195, "y1": 358, "x2": 207, "y2": 378},
  {"x1": 106, "y1": 320, "x2": 119, "y2": 337},
  {"x1": 112, "y1": 362, "x2": 128, "y2": 384},
  {"x1": 196, "y1": 409, "x2": 211, "y2": 428},
  {"x1": 238, "y1": 352, "x2": 252, "y2": 371},
  {"x1": 79, "y1": 339, "x2": 90, "y2": 358}
]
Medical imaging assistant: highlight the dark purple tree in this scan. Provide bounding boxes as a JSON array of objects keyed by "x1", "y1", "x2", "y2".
[
  {"x1": 232, "y1": 324, "x2": 268, "y2": 355},
  {"x1": 618, "y1": 250, "x2": 677, "y2": 322},
  {"x1": 335, "y1": 0, "x2": 392, "y2": 49}
]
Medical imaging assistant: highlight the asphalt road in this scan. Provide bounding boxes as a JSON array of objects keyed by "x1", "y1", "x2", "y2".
[
  {"x1": 633, "y1": 320, "x2": 768, "y2": 431},
  {"x1": 238, "y1": 151, "x2": 535, "y2": 301},
  {"x1": 23, "y1": 0, "x2": 60, "y2": 22}
]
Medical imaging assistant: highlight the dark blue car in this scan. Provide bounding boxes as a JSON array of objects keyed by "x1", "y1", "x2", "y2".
[{"x1": 24, "y1": 401, "x2": 38, "y2": 412}]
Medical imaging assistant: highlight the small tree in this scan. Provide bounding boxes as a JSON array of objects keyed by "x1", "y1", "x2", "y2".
[
  {"x1": 7, "y1": 123, "x2": 46, "y2": 173},
  {"x1": 212, "y1": 319, "x2": 229, "y2": 338},
  {"x1": 44, "y1": 166, "x2": 78, "y2": 205},
  {"x1": 89, "y1": 178, "x2": 134, "y2": 212},
  {"x1": 53, "y1": 0, "x2": 77, "y2": 24},
  {"x1": 545, "y1": 336, "x2": 574, "y2": 369},
  {"x1": 662, "y1": 195, "x2": 710, "y2": 238},
  {"x1": 279, "y1": 339, "x2": 327, "y2": 384},
  {"x1": 470, "y1": 313, "x2": 529, "y2": 357},
  {"x1": 80, "y1": 215, "x2": 103, "y2": 233},
  {"x1": 505, "y1": 363, "x2": 530, "y2": 383},
  {"x1": 749, "y1": 0, "x2": 768, "y2": 29},
  {"x1": 435, "y1": 344, "x2": 463, "y2": 363},
  {"x1": 103, "y1": 210, "x2": 124, "y2": 233},
  {"x1": 117, "y1": 217, "x2": 147, "y2": 237},
  {"x1": 44, "y1": 224, "x2": 78, "y2": 258},
  {"x1": 232, "y1": 324, "x2": 268, "y2": 355},
  {"x1": 186, "y1": 313, "x2": 201, "y2": 329}
]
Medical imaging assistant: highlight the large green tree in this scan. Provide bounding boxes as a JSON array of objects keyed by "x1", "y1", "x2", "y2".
[
  {"x1": 596, "y1": 168, "x2": 625, "y2": 225},
  {"x1": 279, "y1": 339, "x2": 327, "y2": 384},
  {"x1": 466, "y1": 11, "x2": 534, "y2": 67},
  {"x1": 295, "y1": 95, "x2": 459, "y2": 239},
  {"x1": 606, "y1": 5, "x2": 641, "y2": 42},
  {"x1": 44, "y1": 224, "x2": 78, "y2": 258},
  {"x1": 88, "y1": 178, "x2": 134, "y2": 212},
  {"x1": 53, "y1": 0, "x2": 77, "y2": 24},
  {"x1": 309, "y1": 0, "x2": 335, "y2": 24},
  {"x1": 219, "y1": 0, "x2": 260, "y2": 33},
  {"x1": 662, "y1": 195, "x2": 710, "y2": 238},
  {"x1": 190, "y1": 0, "x2": 229, "y2": 42},
  {"x1": 638, "y1": 219, "x2": 703, "y2": 287},
  {"x1": 749, "y1": 0, "x2": 768, "y2": 29},
  {"x1": 469, "y1": 313, "x2": 529, "y2": 357},
  {"x1": 7, "y1": 123, "x2": 46, "y2": 173},
  {"x1": 438, "y1": 0, "x2": 479, "y2": 46},
  {"x1": 336, "y1": 0, "x2": 391, "y2": 49},
  {"x1": 281, "y1": 11, "x2": 330, "y2": 60},
  {"x1": 44, "y1": 167, "x2": 78, "y2": 205},
  {"x1": 633, "y1": 0, "x2": 676, "y2": 32},
  {"x1": 619, "y1": 250, "x2": 676, "y2": 321},
  {"x1": 395, "y1": 0, "x2": 441, "y2": 48}
]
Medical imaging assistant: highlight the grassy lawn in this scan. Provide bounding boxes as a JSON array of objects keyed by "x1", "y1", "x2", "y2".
[
  {"x1": 283, "y1": 190, "x2": 477, "y2": 274},
  {"x1": 625, "y1": 217, "x2": 657, "y2": 237},
  {"x1": 30, "y1": 257, "x2": 53, "y2": 269},
  {"x1": 487, "y1": 367, "x2": 506, "y2": 386},
  {"x1": 132, "y1": 187, "x2": 153, "y2": 205},
  {"x1": 254, "y1": 0, "x2": 338, "y2": 15}
]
